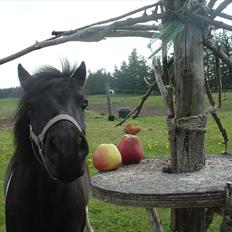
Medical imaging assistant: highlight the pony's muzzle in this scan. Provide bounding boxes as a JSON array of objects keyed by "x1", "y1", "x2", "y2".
[{"x1": 43, "y1": 123, "x2": 89, "y2": 182}]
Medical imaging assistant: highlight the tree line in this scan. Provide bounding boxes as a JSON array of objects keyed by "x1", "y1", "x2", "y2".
[
  {"x1": 86, "y1": 32, "x2": 232, "y2": 95},
  {"x1": 0, "y1": 31, "x2": 232, "y2": 98},
  {"x1": 0, "y1": 87, "x2": 22, "y2": 98},
  {"x1": 85, "y1": 48, "x2": 155, "y2": 95}
]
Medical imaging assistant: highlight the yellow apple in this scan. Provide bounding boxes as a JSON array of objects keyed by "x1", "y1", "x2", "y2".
[{"x1": 93, "y1": 144, "x2": 122, "y2": 171}]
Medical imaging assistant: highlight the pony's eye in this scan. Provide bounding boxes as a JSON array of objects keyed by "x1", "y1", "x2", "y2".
[{"x1": 81, "y1": 99, "x2": 88, "y2": 111}]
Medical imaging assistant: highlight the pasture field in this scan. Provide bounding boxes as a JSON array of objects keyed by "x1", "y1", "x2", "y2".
[{"x1": 0, "y1": 94, "x2": 231, "y2": 232}]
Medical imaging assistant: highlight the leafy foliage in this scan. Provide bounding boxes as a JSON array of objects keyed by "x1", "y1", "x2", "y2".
[
  {"x1": 85, "y1": 69, "x2": 112, "y2": 95},
  {"x1": 204, "y1": 31, "x2": 232, "y2": 91},
  {"x1": 0, "y1": 87, "x2": 22, "y2": 98}
]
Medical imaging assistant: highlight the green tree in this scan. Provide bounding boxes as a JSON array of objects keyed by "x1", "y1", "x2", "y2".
[
  {"x1": 112, "y1": 49, "x2": 153, "y2": 93},
  {"x1": 85, "y1": 69, "x2": 112, "y2": 95}
]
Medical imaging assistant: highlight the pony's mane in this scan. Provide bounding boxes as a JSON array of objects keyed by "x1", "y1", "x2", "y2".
[
  {"x1": 21, "y1": 60, "x2": 84, "y2": 100},
  {"x1": 34, "y1": 60, "x2": 77, "y2": 80}
]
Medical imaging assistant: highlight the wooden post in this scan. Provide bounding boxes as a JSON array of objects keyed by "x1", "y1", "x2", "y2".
[
  {"x1": 169, "y1": 1, "x2": 207, "y2": 230},
  {"x1": 146, "y1": 208, "x2": 163, "y2": 232},
  {"x1": 172, "y1": 21, "x2": 206, "y2": 172},
  {"x1": 106, "y1": 82, "x2": 112, "y2": 116},
  {"x1": 105, "y1": 77, "x2": 115, "y2": 121}
]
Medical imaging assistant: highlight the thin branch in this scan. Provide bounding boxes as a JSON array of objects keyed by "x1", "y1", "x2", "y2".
[
  {"x1": 115, "y1": 81, "x2": 156, "y2": 127},
  {"x1": 143, "y1": 76, "x2": 152, "y2": 86},
  {"x1": 152, "y1": 57, "x2": 174, "y2": 117},
  {"x1": 116, "y1": 24, "x2": 161, "y2": 31},
  {"x1": 215, "y1": 56, "x2": 222, "y2": 108},
  {"x1": 205, "y1": 78, "x2": 229, "y2": 153},
  {"x1": 107, "y1": 31, "x2": 154, "y2": 38},
  {"x1": 205, "y1": 79, "x2": 216, "y2": 106},
  {"x1": 52, "y1": 1, "x2": 164, "y2": 36},
  {"x1": 132, "y1": 84, "x2": 155, "y2": 119},
  {"x1": 203, "y1": 38, "x2": 232, "y2": 71},
  {"x1": 214, "y1": 11, "x2": 232, "y2": 21},
  {"x1": 210, "y1": 0, "x2": 232, "y2": 19},
  {"x1": 193, "y1": 13, "x2": 232, "y2": 31},
  {"x1": 207, "y1": 0, "x2": 218, "y2": 9},
  {"x1": 52, "y1": 24, "x2": 160, "y2": 40},
  {"x1": 115, "y1": 57, "x2": 176, "y2": 126},
  {"x1": 211, "y1": 112, "x2": 229, "y2": 153}
]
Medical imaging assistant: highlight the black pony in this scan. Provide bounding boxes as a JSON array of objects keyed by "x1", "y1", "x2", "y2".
[{"x1": 4, "y1": 61, "x2": 92, "y2": 232}]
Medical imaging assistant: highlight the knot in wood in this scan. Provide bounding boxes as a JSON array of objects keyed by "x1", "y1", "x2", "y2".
[
  {"x1": 176, "y1": 114, "x2": 207, "y2": 132},
  {"x1": 166, "y1": 114, "x2": 207, "y2": 132}
]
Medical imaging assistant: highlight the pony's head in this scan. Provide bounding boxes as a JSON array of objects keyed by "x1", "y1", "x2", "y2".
[{"x1": 17, "y1": 61, "x2": 89, "y2": 183}]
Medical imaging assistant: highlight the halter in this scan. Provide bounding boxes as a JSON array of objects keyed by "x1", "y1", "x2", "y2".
[{"x1": 29, "y1": 114, "x2": 84, "y2": 180}]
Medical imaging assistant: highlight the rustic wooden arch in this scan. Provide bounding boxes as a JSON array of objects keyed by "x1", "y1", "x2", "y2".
[{"x1": 1, "y1": 1, "x2": 232, "y2": 231}]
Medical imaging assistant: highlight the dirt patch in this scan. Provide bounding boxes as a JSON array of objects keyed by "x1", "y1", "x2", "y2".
[
  {"x1": 0, "y1": 103, "x2": 165, "y2": 128},
  {"x1": 0, "y1": 118, "x2": 14, "y2": 128},
  {"x1": 88, "y1": 102, "x2": 166, "y2": 117}
]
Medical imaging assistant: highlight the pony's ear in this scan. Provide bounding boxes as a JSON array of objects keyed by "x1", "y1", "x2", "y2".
[
  {"x1": 71, "y1": 61, "x2": 86, "y2": 87},
  {"x1": 18, "y1": 64, "x2": 32, "y2": 89}
]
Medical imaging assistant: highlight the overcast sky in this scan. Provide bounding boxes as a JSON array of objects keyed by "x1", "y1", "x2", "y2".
[
  {"x1": 0, "y1": 0, "x2": 156, "y2": 88},
  {"x1": 0, "y1": 1, "x2": 231, "y2": 88}
]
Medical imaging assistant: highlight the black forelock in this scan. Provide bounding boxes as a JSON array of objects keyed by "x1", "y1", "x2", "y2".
[
  {"x1": 21, "y1": 60, "x2": 83, "y2": 98},
  {"x1": 34, "y1": 60, "x2": 77, "y2": 80}
]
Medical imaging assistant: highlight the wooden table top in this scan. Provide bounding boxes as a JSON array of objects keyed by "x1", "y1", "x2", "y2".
[{"x1": 91, "y1": 155, "x2": 232, "y2": 208}]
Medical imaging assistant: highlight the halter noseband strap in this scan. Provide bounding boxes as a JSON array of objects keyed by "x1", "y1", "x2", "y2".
[{"x1": 29, "y1": 114, "x2": 84, "y2": 180}]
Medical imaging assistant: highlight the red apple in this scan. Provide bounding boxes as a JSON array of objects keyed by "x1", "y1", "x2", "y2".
[
  {"x1": 93, "y1": 144, "x2": 122, "y2": 171},
  {"x1": 118, "y1": 134, "x2": 144, "y2": 164}
]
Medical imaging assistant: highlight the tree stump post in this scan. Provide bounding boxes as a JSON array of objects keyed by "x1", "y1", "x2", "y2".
[
  {"x1": 106, "y1": 77, "x2": 115, "y2": 121},
  {"x1": 169, "y1": 7, "x2": 207, "y2": 232}
]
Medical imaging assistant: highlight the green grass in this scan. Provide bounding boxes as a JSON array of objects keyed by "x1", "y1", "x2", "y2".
[
  {"x1": 0, "y1": 128, "x2": 14, "y2": 232},
  {"x1": 0, "y1": 95, "x2": 232, "y2": 232},
  {"x1": 88, "y1": 93, "x2": 165, "y2": 109},
  {"x1": 0, "y1": 98, "x2": 18, "y2": 119}
]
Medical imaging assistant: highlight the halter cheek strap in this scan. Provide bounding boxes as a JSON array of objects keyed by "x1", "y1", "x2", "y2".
[{"x1": 29, "y1": 114, "x2": 84, "y2": 180}]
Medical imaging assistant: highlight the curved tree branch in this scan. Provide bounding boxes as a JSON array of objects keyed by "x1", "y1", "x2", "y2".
[
  {"x1": 115, "y1": 81, "x2": 156, "y2": 127},
  {"x1": 152, "y1": 58, "x2": 174, "y2": 117},
  {"x1": 0, "y1": 12, "x2": 164, "y2": 65},
  {"x1": 210, "y1": 0, "x2": 232, "y2": 19},
  {"x1": 203, "y1": 37, "x2": 232, "y2": 71},
  {"x1": 212, "y1": 11, "x2": 232, "y2": 21},
  {"x1": 192, "y1": 14, "x2": 232, "y2": 31},
  {"x1": 52, "y1": 1, "x2": 165, "y2": 37},
  {"x1": 207, "y1": 0, "x2": 218, "y2": 9},
  {"x1": 205, "y1": 78, "x2": 229, "y2": 153},
  {"x1": 1, "y1": 1, "x2": 232, "y2": 66}
]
